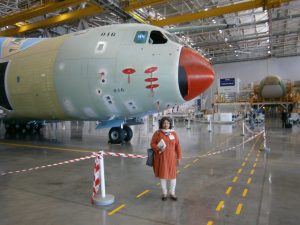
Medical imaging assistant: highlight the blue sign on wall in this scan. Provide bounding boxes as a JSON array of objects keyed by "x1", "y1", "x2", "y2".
[{"x1": 220, "y1": 78, "x2": 235, "y2": 86}]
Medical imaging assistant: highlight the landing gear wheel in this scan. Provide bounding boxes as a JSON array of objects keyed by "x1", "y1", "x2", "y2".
[
  {"x1": 123, "y1": 125, "x2": 133, "y2": 142},
  {"x1": 108, "y1": 127, "x2": 125, "y2": 144}
]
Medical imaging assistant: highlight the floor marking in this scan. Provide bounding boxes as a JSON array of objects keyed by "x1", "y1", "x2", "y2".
[
  {"x1": 0, "y1": 141, "x2": 94, "y2": 153},
  {"x1": 226, "y1": 186, "x2": 232, "y2": 195},
  {"x1": 253, "y1": 163, "x2": 257, "y2": 168},
  {"x1": 247, "y1": 153, "x2": 251, "y2": 157},
  {"x1": 242, "y1": 188, "x2": 248, "y2": 197},
  {"x1": 232, "y1": 176, "x2": 238, "y2": 183},
  {"x1": 156, "y1": 182, "x2": 160, "y2": 186},
  {"x1": 216, "y1": 200, "x2": 224, "y2": 212},
  {"x1": 184, "y1": 164, "x2": 190, "y2": 169},
  {"x1": 247, "y1": 177, "x2": 252, "y2": 184},
  {"x1": 207, "y1": 221, "x2": 214, "y2": 225},
  {"x1": 241, "y1": 162, "x2": 246, "y2": 167},
  {"x1": 250, "y1": 169, "x2": 255, "y2": 175},
  {"x1": 245, "y1": 157, "x2": 248, "y2": 161},
  {"x1": 136, "y1": 190, "x2": 150, "y2": 198},
  {"x1": 236, "y1": 203, "x2": 243, "y2": 215},
  {"x1": 237, "y1": 168, "x2": 242, "y2": 174},
  {"x1": 176, "y1": 170, "x2": 180, "y2": 174},
  {"x1": 108, "y1": 204, "x2": 126, "y2": 216},
  {"x1": 193, "y1": 158, "x2": 199, "y2": 163},
  {"x1": 255, "y1": 158, "x2": 258, "y2": 162}
]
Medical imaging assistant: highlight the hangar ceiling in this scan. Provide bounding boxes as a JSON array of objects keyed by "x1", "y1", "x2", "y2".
[{"x1": 0, "y1": 0, "x2": 299, "y2": 64}]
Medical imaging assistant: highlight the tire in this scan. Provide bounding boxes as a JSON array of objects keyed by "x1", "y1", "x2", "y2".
[
  {"x1": 123, "y1": 125, "x2": 133, "y2": 142},
  {"x1": 108, "y1": 127, "x2": 125, "y2": 144}
]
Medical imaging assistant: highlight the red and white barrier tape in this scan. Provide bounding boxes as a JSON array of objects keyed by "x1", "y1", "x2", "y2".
[
  {"x1": 1, "y1": 131, "x2": 264, "y2": 177},
  {"x1": 0, "y1": 154, "x2": 96, "y2": 176},
  {"x1": 92, "y1": 151, "x2": 147, "y2": 159}
]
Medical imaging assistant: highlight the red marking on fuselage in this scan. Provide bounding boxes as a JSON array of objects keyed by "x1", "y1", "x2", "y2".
[
  {"x1": 144, "y1": 77, "x2": 158, "y2": 82},
  {"x1": 144, "y1": 67, "x2": 158, "y2": 74},
  {"x1": 122, "y1": 68, "x2": 136, "y2": 84}
]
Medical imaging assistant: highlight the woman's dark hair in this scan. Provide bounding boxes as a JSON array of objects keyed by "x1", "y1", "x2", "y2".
[{"x1": 159, "y1": 117, "x2": 173, "y2": 129}]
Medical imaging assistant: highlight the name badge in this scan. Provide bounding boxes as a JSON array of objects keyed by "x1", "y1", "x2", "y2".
[{"x1": 169, "y1": 134, "x2": 175, "y2": 140}]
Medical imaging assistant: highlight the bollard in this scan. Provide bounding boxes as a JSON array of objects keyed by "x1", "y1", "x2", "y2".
[
  {"x1": 186, "y1": 118, "x2": 191, "y2": 129},
  {"x1": 172, "y1": 117, "x2": 175, "y2": 127},
  {"x1": 152, "y1": 115, "x2": 155, "y2": 126},
  {"x1": 92, "y1": 151, "x2": 115, "y2": 206},
  {"x1": 260, "y1": 130, "x2": 270, "y2": 152},
  {"x1": 241, "y1": 120, "x2": 245, "y2": 136},
  {"x1": 208, "y1": 119, "x2": 212, "y2": 133}
]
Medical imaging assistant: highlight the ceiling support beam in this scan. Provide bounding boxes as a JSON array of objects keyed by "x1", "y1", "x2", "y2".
[
  {"x1": 122, "y1": 0, "x2": 167, "y2": 11},
  {"x1": 150, "y1": 0, "x2": 291, "y2": 27},
  {"x1": 0, "y1": 0, "x2": 89, "y2": 28},
  {"x1": 0, "y1": 5, "x2": 103, "y2": 36}
]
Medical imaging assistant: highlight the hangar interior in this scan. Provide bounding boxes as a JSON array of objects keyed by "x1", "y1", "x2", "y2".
[{"x1": 0, "y1": 1, "x2": 300, "y2": 225}]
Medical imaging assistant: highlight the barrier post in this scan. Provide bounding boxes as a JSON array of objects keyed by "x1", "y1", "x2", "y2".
[
  {"x1": 186, "y1": 118, "x2": 191, "y2": 129},
  {"x1": 260, "y1": 130, "x2": 270, "y2": 152},
  {"x1": 241, "y1": 120, "x2": 245, "y2": 136},
  {"x1": 152, "y1": 115, "x2": 155, "y2": 126},
  {"x1": 92, "y1": 151, "x2": 115, "y2": 206},
  {"x1": 208, "y1": 118, "x2": 212, "y2": 133}
]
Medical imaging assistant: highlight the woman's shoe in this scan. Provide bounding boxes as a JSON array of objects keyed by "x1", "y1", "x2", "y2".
[
  {"x1": 170, "y1": 194, "x2": 177, "y2": 201},
  {"x1": 161, "y1": 194, "x2": 168, "y2": 201}
]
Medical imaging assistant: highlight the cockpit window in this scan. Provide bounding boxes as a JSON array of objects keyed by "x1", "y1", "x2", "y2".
[
  {"x1": 134, "y1": 31, "x2": 148, "y2": 43},
  {"x1": 149, "y1": 30, "x2": 168, "y2": 44}
]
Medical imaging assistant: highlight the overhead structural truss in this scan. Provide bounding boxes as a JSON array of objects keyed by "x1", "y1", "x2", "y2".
[
  {"x1": 0, "y1": 5, "x2": 103, "y2": 36},
  {"x1": 0, "y1": 0, "x2": 90, "y2": 28},
  {"x1": 150, "y1": 0, "x2": 291, "y2": 27}
]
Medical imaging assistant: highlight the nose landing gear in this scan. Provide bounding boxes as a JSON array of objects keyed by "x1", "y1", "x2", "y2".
[{"x1": 108, "y1": 125, "x2": 133, "y2": 144}]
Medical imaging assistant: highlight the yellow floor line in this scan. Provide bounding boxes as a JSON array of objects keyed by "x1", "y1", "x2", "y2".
[
  {"x1": 236, "y1": 203, "x2": 243, "y2": 215},
  {"x1": 184, "y1": 164, "x2": 190, "y2": 169},
  {"x1": 216, "y1": 200, "x2": 224, "y2": 212},
  {"x1": 250, "y1": 169, "x2": 255, "y2": 175},
  {"x1": 207, "y1": 221, "x2": 214, "y2": 225},
  {"x1": 247, "y1": 177, "x2": 252, "y2": 184},
  {"x1": 156, "y1": 182, "x2": 160, "y2": 186},
  {"x1": 241, "y1": 162, "x2": 246, "y2": 167},
  {"x1": 232, "y1": 176, "x2": 238, "y2": 183},
  {"x1": 253, "y1": 163, "x2": 257, "y2": 168},
  {"x1": 255, "y1": 158, "x2": 259, "y2": 162},
  {"x1": 242, "y1": 188, "x2": 248, "y2": 197},
  {"x1": 193, "y1": 158, "x2": 199, "y2": 163},
  {"x1": 108, "y1": 204, "x2": 126, "y2": 216},
  {"x1": 136, "y1": 189, "x2": 150, "y2": 198},
  {"x1": 237, "y1": 168, "x2": 242, "y2": 174},
  {"x1": 176, "y1": 170, "x2": 180, "y2": 174},
  {"x1": 226, "y1": 186, "x2": 232, "y2": 195},
  {"x1": 0, "y1": 142, "x2": 94, "y2": 153}
]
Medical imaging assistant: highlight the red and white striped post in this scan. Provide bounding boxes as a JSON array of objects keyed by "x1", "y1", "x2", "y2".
[{"x1": 92, "y1": 151, "x2": 115, "y2": 206}]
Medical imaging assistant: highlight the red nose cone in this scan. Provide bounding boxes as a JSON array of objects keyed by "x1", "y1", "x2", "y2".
[{"x1": 179, "y1": 47, "x2": 215, "y2": 101}]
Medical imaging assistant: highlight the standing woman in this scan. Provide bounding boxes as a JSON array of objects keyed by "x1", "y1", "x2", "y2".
[{"x1": 151, "y1": 117, "x2": 182, "y2": 201}]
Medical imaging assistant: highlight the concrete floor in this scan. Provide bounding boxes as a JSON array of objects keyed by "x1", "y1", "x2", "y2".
[{"x1": 0, "y1": 118, "x2": 299, "y2": 225}]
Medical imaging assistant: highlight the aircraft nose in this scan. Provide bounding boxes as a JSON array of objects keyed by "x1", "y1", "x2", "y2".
[{"x1": 178, "y1": 47, "x2": 215, "y2": 101}]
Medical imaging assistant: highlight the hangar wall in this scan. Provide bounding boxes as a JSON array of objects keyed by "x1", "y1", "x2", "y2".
[
  {"x1": 214, "y1": 55, "x2": 300, "y2": 82},
  {"x1": 204, "y1": 55, "x2": 300, "y2": 107}
]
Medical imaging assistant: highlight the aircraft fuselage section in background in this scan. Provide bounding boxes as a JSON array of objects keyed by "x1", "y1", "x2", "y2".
[{"x1": 0, "y1": 24, "x2": 214, "y2": 122}]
